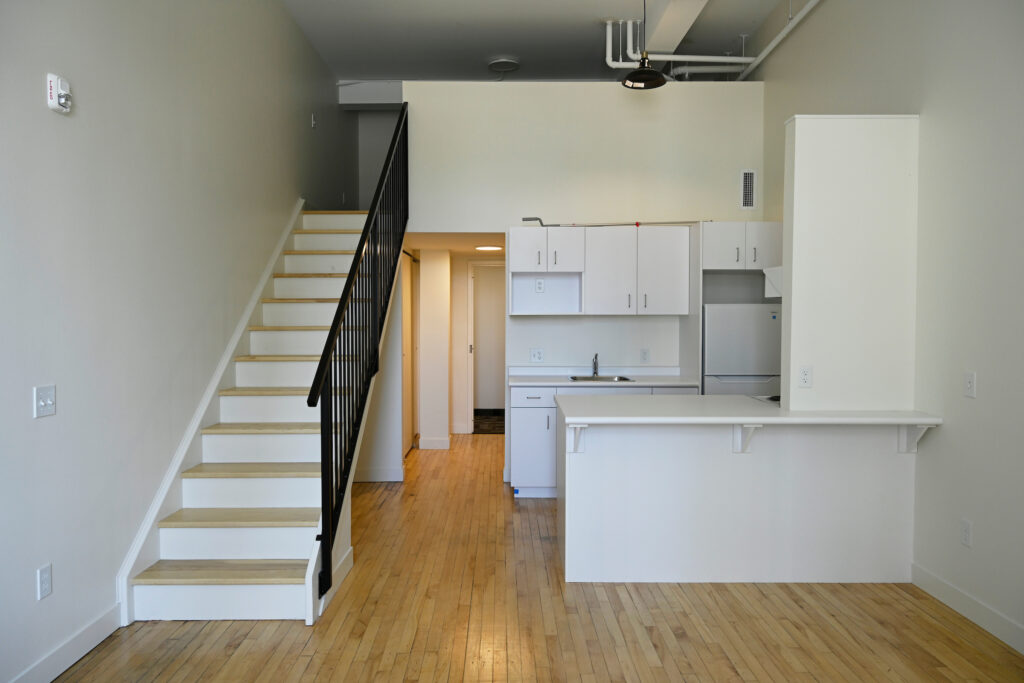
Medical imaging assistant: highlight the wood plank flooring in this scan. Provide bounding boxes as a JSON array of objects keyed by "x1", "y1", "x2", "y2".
[{"x1": 58, "y1": 434, "x2": 1024, "y2": 681}]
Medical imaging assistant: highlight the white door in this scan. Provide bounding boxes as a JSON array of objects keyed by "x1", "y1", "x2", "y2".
[
  {"x1": 510, "y1": 408, "x2": 556, "y2": 487},
  {"x1": 472, "y1": 264, "x2": 506, "y2": 410},
  {"x1": 746, "y1": 222, "x2": 782, "y2": 269},
  {"x1": 547, "y1": 227, "x2": 585, "y2": 272},
  {"x1": 507, "y1": 227, "x2": 546, "y2": 272},
  {"x1": 637, "y1": 225, "x2": 689, "y2": 315},
  {"x1": 584, "y1": 226, "x2": 636, "y2": 315},
  {"x1": 701, "y1": 221, "x2": 746, "y2": 270}
]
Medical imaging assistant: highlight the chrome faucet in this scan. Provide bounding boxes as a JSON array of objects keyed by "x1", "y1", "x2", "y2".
[{"x1": 592, "y1": 353, "x2": 599, "y2": 377}]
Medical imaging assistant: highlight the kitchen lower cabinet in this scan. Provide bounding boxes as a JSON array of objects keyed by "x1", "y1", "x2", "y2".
[{"x1": 510, "y1": 407, "x2": 556, "y2": 490}]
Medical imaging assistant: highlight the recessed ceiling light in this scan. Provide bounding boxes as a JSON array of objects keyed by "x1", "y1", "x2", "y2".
[{"x1": 475, "y1": 246, "x2": 503, "y2": 251}]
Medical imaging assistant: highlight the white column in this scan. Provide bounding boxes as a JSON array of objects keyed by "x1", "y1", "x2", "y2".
[{"x1": 416, "y1": 250, "x2": 451, "y2": 449}]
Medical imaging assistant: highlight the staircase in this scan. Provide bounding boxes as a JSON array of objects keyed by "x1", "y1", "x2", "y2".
[{"x1": 131, "y1": 212, "x2": 365, "y2": 621}]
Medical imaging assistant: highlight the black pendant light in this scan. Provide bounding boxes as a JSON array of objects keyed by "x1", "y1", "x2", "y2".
[{"x1": 622, "y1": 0, "x2": 666, "y2": 90}]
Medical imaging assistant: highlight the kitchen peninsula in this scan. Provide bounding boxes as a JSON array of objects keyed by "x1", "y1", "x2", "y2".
[{"x1": 555, "y1": 394, "x2": 941, "y2": 583}]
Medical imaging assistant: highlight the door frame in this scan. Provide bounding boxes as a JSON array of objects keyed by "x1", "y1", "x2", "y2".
[{"x1": 466, "y1": 260, "x2": 506, "y2": 431}]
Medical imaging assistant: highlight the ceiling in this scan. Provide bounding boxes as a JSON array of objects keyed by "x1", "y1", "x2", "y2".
[
  {"x1": 284, "y1": 0, "x2": 781, "y2": 82},
  {"x1": 404, "y1": 233, "x2": 506, "y2": 256}
]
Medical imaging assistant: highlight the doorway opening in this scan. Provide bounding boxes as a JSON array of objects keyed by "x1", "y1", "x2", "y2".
[{"x1": 469, "y1": 261, "x2": 506, "y2": 434}]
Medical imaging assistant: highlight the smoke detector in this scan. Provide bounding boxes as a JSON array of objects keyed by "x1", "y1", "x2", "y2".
[{"x1": 488, "y1": 57, "x2": 520, "y2": 74}]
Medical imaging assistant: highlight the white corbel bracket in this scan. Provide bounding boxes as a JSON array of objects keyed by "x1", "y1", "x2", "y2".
[
  {"x1": 898, "y1": 424, "x2": 934, "y2": 453},
  {"x1": 568, "y1": 424, "x2": 588, "y2": 453},
  {"x1": 732, "y1": 424, "x2": 763, "y2": 453}
]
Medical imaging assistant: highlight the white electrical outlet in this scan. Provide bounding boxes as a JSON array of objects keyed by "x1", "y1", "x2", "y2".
[
  {"x1": 33, "y1": 385, "x2": 56, "y2": 418},
  {"x1": 529, "y1": 348, "x2": 544, "y2": 363},
  {"x1": 964, "y1": 371, "x2": 977, "y2": 398},
  {"x1": 641, "y1": 348, "x2": 650, "y2": 362},
  {"x1": 534, "y1": 278, "x2": 545, "y2": 294},
  {"x1": 960, "y1": 518, "x2": 973, "y2": 548},
  {"x1": 37, "y1": 564, "x2": 52, "y2": 600},
  {"x1": 798, "y1": 366, "x2": 813, "y2": 388}
]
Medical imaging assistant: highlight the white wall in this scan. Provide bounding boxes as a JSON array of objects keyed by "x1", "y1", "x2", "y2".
[
  {"x1": 782, "y1": 116, "x2": 918, "y2": 411},
  {"x1": 507, "y1": 317, "x2": 681, "y2": 368},
  {"x1": 416, "y1": 250, "x2": 451, "y2": 449},
  {"x1": 403, "y1": 82, "x2": 765, "y2": 232},
  {"x1": 0, "y1": 2, "x2": 342, "y2": 680},
  {"x1": 356, "y1": 109, "x2": 401, "y2": 209},
  {"x1": 756, "y1": 0, "x2": 1024, "y2": 652}
]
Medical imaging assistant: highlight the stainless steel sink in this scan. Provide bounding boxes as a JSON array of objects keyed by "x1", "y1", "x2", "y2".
[{"x1": 568, "y1": 375, "x2": 633, "y2": 382}]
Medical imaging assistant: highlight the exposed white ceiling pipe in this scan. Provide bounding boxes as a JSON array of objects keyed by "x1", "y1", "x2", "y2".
[
  {"x1": 736, "y1": 0, "x2": 824, "y2": 80},
  {"x1": 669, "y1": 65, "x2": 746, "y2": 77},
  {"x1": 605, "y1": 21, "x2": 639, "y2": 69},
  {"x1": 623, "y1": 21, "x2": 755, "y2": 64}
]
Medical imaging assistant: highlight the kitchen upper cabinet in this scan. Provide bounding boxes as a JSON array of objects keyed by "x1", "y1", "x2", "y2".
[
  {"x1": 584, "y1": 226, "x2": 637, "y2": 314},
  {"x1": 508, "y1": 227, "x2": 547, "y2": 271},
  {"x1": 746, "y1": 222, "x2": 782, "y2": 269},
  {"x1": 638, "y1": 225, "x2": 689, "y2": 315},
  {"x1": 702, "y1": 221, "x2": 781, "y2": 270},
  {"x1": 546, "y1": 227, "x2": 585, "y2": 272}
]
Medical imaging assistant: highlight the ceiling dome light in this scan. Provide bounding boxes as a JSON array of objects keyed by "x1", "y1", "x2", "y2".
[
  {"x1": 623, "y1": 0, "x2": 666, "y2": 90},
  {"x1": 475, "y1": 245, "x2": 503, "y2": 251},
  {"x1": 488, "y1": 57, "x2": 520, "y2": 74},
  {"x1": 623, "y1": 52, "x2": 666, "y2": 89}
]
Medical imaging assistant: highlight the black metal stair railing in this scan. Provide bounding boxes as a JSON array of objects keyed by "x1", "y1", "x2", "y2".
[{"x1": 307, "y1": 103, "x2": 409, "y2": 598}]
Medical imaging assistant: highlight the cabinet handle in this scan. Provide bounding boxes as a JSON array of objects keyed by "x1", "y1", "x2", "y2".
[
  {"x1": 554, "y1": 250, "x2": 558, "y2": 265},
  {"x1": 628, "y1": 293, "x2": 631, "y2": 309},
  {"x1": 736, "y1": 247, "x2": 740, "y2": 262},
  {"x1": 537, "y1": 250, "x2": 541, "y2": 265},
  {"x1": 753, "y1": 247, "x2": 758, "y2": 262},
  {"x1": 644, "y1": 293, "x2": 648, "y2": 309},
  {"x1": 546, "y1": 415, "x2": 550, "y2": 429},
  {"x1": 526, "y1": 395, "x2": 541, "y2": 399}
]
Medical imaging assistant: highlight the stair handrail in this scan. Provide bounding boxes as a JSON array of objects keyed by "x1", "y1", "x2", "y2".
[{"x1": 307, "y1": 102, "x2": 409, "y2": 598}]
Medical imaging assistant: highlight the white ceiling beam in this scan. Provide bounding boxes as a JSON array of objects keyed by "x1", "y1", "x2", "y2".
[{"x1": 645, "y1": 0, "x2": 710, "y2": 54}]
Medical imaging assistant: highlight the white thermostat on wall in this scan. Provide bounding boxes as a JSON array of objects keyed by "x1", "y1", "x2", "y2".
[{"x1": 46, "y1": 73, "x2": 72, "y2": 113}]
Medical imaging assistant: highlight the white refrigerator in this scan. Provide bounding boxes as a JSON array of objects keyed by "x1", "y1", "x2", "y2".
[{"x1": 702, "y1": 304, "x2": 782, "y2": 396}]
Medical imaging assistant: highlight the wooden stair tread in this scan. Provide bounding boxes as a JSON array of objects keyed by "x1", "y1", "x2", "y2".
[
  {"x1": 292, "y1": 229, "x2": 362, "y2": 234},
  {"x1": 273, "y1": 273, "x2": 347, "y2": 278},
  {"x1": 219, "y1": 386, "x2": 309, "y2": 396},
  {"x1": 262, "y1": 297, "x2": 340, "y2": 303},
  {"x1": 301, "y1": 210, "x2": 368, "y2": 215},
  {"x1": 181, "y1": 463, "x2": 320, "y2": 479},
  {"x1": 158, "y1": 507, "x2": 319, "y2": 527},
  {"x1": 283, "y1": 250, "x2": 355, "y2": 255},
  {"x1": 248, "y1": 325, "x2": 329, "y2": 331},
  {"x1": 133, "y1": 559, "x2": 307, "y2": 585},
  {"x1": 201, "y1": 422, "x2": 319, "y2": 435},
  {"x1": 234, "y1": 355, "x2": 319, "y2": 362}
]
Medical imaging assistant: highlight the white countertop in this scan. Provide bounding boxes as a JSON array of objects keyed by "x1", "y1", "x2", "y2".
[
  {"x1": 509, "y1": 375, "x2": 700, "y2": 388},
  {"x1": 555, "y1": 394, "x2": 942, "y2": 426}
]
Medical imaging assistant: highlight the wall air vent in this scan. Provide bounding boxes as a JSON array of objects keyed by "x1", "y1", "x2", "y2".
[{"x1": 741, "y1": 169, "x2": 756, "y2": 209}]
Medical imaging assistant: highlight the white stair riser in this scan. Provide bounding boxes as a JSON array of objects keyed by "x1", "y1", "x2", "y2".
[
  {"x1": 251, "y1": 330, "x2": 329, "y2": 355},
  {"x1": 263, "y1": 302, "x2": 336, "y2": 326},
  {"x1": 182, "y1": 477, "x2": 319, "y2": 508},
  {"x1": 274, "y1": 277, "x2": 345, "y2": 299},
  {"x1": 301, "y1": 214, "x2": 365, "y2": 230},
  {"x1": 159, "y1": 527, "x2": 316, "y2": 560},
  {"x1": 294, "y1": 233, "x2": 361, "y2": 250},
  {"x1": 235, "y1": 361, "x2": 317, "y2": 387},
  {"x1": 133, "y1": 584, "x2": 305, "y2": 620},
  {"x1": 284, "y1": 253, "x2": 353, "y2": 274},
  {"x1": 219, "y1": 395, "x2": 319, "y2": 423},
  {"x1": 201, "y1": 434, "x2": 320, "y2": 463}
]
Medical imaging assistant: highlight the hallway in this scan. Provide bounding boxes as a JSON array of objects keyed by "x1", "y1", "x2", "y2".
[{"x1": 60, "y1": 435, "x2": 1024, "y2": 681}]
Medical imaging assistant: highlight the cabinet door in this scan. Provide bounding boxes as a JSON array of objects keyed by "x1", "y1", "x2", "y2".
[
  {"x1": 584, "y1": 226, "x2": 637, "y2": 314},
  {"x1": 746, "y1": 222, "x2": 782, "y2": 269},
  {"x1": 510, "y1": 407, "x2": 556, "y2": 487},
  {"x1": 547, "y1": 227, "x2": 585, "y2": 272},
  {"x1": 701, "y1": 222, "x2": 745, "y2": 270},
  {"x1": 638, "y1": 225, "x2": 689, "y2": 315},
  {"x1": 508, "y1": 227, "x2": 547, "y2": 272}
]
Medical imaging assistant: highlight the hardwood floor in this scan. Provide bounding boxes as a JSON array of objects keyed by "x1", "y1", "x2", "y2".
[{"x1": 60, "y1": 434, "x2": 1023, "y2": 681}]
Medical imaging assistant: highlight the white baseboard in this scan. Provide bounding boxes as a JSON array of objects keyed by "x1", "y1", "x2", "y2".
[
  {"x1": 418, "y1": 436, "x2": 451, "y2": 450},
  {"x1": 115, "y1": 197, "x2": 306, "y2": 626},
  {"x1": 316, "y1": 545, "x2": 354, "y2": 620},
  {"x1": 913, "y1": 563, "x2": 1024, "y2": 654},
  {"x1": 12, "y1": 604, "x2": 119, "y2": 683},
  {"x1": 354, "y1": 467, "x2": 404, "y2": 482}
]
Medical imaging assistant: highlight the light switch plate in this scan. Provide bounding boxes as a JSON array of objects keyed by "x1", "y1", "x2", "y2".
[
  {"x1": 964, "y1": 371, "x2": 977, "y2": 398},
  {"x1": 33, "y1": 385, "x2": 56, "y2": 418}
]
